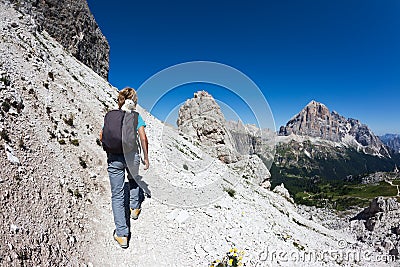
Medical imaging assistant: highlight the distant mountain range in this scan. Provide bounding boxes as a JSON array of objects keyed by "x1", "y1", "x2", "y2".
[
  {"x1": 379, "y1": 134, "x2": 400, "y2": 154},
  {"x1": 210, "y1": 100, "x2": 400, "y2": 188}
]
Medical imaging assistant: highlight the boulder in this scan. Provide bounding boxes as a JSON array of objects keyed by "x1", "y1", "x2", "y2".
[
  {"x1": 273, "y1": 183, "x2": 294, "y2": 203},
  {"x1": 366, "y1": 197, "x2": 400, "y2": 216}
]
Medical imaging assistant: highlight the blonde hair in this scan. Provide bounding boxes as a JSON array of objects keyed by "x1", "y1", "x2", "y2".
[{"x1": 118, "y1": 87, "x2": 138, "y2": 109}]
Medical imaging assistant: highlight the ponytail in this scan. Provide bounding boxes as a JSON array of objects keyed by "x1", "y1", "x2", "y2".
[{"x1": 118, "y1": 87, "x2": 138, "y2": 109}]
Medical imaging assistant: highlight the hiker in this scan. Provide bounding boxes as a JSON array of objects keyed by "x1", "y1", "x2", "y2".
[{"x1": 100, "y1": 87, "x2": 149, "y2": 248}]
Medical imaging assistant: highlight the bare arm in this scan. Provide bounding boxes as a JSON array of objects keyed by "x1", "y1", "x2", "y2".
[{"x1": 138, "y1": 126, "x2": 149, "y2": 170}]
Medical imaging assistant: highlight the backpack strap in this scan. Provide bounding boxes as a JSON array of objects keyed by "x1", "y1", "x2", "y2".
[
  {"x1": 132, "y1": 111, "x2": 139, "y2": 130},
  {"x1": 119, "y1": 109, "x2": 125, "y2": 130},
  {"x1": 132, "y1": 111, "x2": 140, "y2": 154}
]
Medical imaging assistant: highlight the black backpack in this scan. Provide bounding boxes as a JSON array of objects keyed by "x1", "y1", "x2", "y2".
[{"x1": 102, "y1": 109, "x2": 139, "y2": 154}]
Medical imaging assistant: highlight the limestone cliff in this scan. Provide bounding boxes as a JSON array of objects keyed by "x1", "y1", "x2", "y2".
[
  {"x1": 279, "y1": 100, "x2": 390, "y2": 157},
  {"x1": 177, "y1": 91, "x2": 271, "y2": 186},
  {"x1": 177, "y1": 90, "x2": 240, "y2": 164},
  {"x1": 7, "y1": 0, "x2": 109, "y2": 79}
]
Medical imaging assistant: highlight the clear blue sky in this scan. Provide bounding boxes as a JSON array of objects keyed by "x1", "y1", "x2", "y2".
[{"x1": 87, "y1": 0, "x2": 400, "y2": 135}]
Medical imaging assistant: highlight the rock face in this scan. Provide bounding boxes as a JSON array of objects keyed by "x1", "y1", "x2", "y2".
[
  {"x1": 226, "y1": 120, "x2": 276, "y2": 169},
  {"x1": 0, "y1": 3, "x2": 117, "y2": 264},
  {"x1": 381, "y1": 134, "x2": 400, "y2": 154},
  {"x1": 226, "y1": 120, "x2": 263, "y2": 155},
  {"x1": 350, "y1": 197, "x2": 400, "y2": 257},
  {"x1": 279, "y1": 100, "x2": 390, "y2": 157},
  {"x1": 177, "y1": 91, "x2": 271, "y2": 185},
  {"x1": 229, "y1": 155, "x2": 271, "y2": 187},
  {"x1": 7, "y1": 0, "x2": 109, "y2": 79},
  {"x1": 280, "y1": 101, "x2": 342, "y2": 141},
  {"x1": 177, "y1": 91, "x2": 240, "y2": 164}
]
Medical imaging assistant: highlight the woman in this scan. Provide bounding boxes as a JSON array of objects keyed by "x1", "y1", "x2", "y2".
[{"x1": 100, "y1": 87, "x2": 149, "y2": 248}]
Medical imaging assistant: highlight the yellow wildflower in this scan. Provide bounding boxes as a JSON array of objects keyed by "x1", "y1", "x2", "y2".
[
  {"x1": 229, "y1": 248, "x2": 234, "y2": 253},
  {"x1": 228, "y1": 258, "x2": 233, "y2": 266},
  {"x1": 233, "y1": 248, "x2": 238, "y2": 253}
]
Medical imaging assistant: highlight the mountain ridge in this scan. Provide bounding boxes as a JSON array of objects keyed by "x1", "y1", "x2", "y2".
[{"x1": 380, "y1": 134, "x2": 400, "y2": 154}]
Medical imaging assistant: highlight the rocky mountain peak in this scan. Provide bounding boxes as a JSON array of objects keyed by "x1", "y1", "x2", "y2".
[
  {"x1": 306, "y1": 99, "x2": 327, "y2": 109},
  {"x1": 304, "y1": 100, "x2": 333, "y2": 119},
  {"x1": 279, "y1": 100, "x2": 390, "y2": 157},
  {"x1": 177, "y1": 91, "x2": 272, "y2": 186},
  {"x1": 280, "y1": 100, "x2": 342, "y2": 142},
  {"x1": 177, "y1": 90, "x2": 240, "y2": 163}
]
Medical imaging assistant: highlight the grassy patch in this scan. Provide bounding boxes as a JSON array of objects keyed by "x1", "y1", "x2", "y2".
[
  {"x1": 333, "y1": 197, "x2": 370, "y2": 211},
  {"x1": 96, "y1": 138, "x2": 102, "y2": 146},
  {"x1": 291, "y1": 179, "x2": 398, "y2": 210},
  {"x1": 173, "y1": 139, "x2": 201, "y2": 160},
  {"x1": 79, "y1": 157, "x2": 87, "y2": 169},
  {"x1": 224, "y1": 187, "x2": 236, "y2": 198},
  {"x1": 73, "y1": 189, "x2": 82, "y2": 198},
  {"x1": 0, "y1": 74, "x2": 11, "y2": 86},
  {"x1": 293, "y1": 241, "x2": 305, "y2": 251},
  {"x1": 392, "y1": 179, "x2": 400, "y2": 186},
  {"x1": 70, "y1": 139, "x2": 79, "y2": 146},
  {"x1": 1, "y1": 129, "x2": 10, "y2": 142},
  {"x1": 342, "y1": 181, "x2": 397, "y2": 198},
  {"x1": 2, "y1": 101, "x2": 11, "y2": 112},
  {"x1": 58, "y1": 139, "x2": 66, "y2": 145},
  {"x1": 63, "y1": 114, "x2": 74, "y2": 127}
]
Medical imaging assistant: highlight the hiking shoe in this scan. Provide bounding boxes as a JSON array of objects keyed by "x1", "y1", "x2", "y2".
[
  {"x1": 130, "y1": 208, "x2": 141, "y2": 220},
  {"x1": 113, "y1": 231, "x2": 128, "y2": 249}
]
